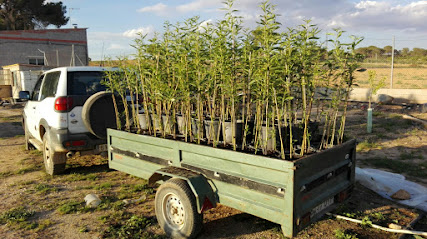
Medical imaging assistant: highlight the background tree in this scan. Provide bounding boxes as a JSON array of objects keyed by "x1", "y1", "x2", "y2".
[
  {"x1": 411, "y1": 48, "x2": 427, "y2": 57},
  {"x1": 367, "y1": 45, "x2": 384, "y2": 58},
  {"x1": 355, "y1": 47, "x2": 370, "y2": 56},
  {"x1": 383, "y1": 45, "x2": 393, "y2": 54},
  {"x1": 401, "y1": 47, "x2": 410, "y2": 56},
  {"x1": 0, "y1": 0, "x2": 68, "y2": 30}
]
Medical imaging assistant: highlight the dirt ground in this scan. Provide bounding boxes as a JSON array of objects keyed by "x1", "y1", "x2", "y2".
[{"x1": 0, "y1": 103, "x2": 426, "y2": 239}]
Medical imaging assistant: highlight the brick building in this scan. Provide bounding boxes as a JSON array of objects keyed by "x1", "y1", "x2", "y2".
[{"x1": 0, "y1": 28, "x2": 89, "y2": 69}]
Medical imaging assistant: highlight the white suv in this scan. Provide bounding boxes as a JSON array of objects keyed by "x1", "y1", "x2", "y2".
[{"x1": 20, "y1": 66, "x2": 120, "y2": 175}]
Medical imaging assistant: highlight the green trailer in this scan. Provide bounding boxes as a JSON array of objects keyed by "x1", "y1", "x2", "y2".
[{"x1": 107, "y1": 128, "x2": 356, "y2": 238}]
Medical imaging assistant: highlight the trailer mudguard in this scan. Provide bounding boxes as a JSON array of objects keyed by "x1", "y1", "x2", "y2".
[{"x1": 149, "y1": 166, "x2": 217, "y2": 213}]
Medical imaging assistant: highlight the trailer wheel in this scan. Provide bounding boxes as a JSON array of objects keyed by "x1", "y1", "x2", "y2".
[
  {"x1": 43, "y1": 134, "x2": 66, "y2": 175},
  {"x1": 155, "y1": 178, "x2": 203, "y2": 239}
]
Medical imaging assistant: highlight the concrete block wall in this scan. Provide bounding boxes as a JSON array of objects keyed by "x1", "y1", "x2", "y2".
[
  {"x1": 0, "y1": 29, "x2": 88, "y2": 68},
  {"x1": 349, "y1": 88, "x2": 427, "y2": 104}
]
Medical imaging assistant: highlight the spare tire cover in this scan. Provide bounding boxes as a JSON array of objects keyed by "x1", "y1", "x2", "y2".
[{"x1": 82, "y1": 91, "x2": 124, "y2": 139}]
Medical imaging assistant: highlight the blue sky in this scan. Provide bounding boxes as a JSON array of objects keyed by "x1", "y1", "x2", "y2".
[{"x1": 55, "y1": 0, "x2": 427, "y2": 61}]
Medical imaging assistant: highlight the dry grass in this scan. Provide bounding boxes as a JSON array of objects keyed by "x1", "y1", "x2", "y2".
[{"x1": 354, "y1": 64, "x2": 427, "y2": 89}]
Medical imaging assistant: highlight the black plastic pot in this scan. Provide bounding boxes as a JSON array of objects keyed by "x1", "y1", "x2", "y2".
[
  {"x1": 150, "y1": 114, "x2": 162, "y2": 132},
  {"x1": 276, "y1": 121, "x2": 320, "y2": 150},
  {"x1": 204, "y1": 119, "x2": 220, "y2": 143},
  {"x1": 260, "y1": 124, "x2": 277, "y2": 153},
  {"x1": 191, "y1": 118, "x2": 205, "y2": 140},
  {"x1": 222, "y1": 120, "x2": 244, "y2": 146},
  {"x1": 162, "y1": 114, "x2": 175, "y2": 135},
  {"x1": 137, "y1": 113, "x2": 150, "y2": 131}
]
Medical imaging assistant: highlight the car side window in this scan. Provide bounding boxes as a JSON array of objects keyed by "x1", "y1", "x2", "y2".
[
  {"x1": 40, "y1": 72, "x2": 61, "y2": 101},
  {"x1": 31, "y1": 75, "x2": 44, "y2": 101}
]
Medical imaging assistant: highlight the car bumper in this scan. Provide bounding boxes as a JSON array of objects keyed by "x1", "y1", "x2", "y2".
[{"x1": 48, "y1": 128, "x2": 106, "y2": 153}]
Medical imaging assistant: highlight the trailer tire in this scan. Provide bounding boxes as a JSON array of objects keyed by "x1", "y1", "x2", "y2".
[
  {"x1": 155, "y1": 178, "x2": 203, "y2": 239},
  {"x1": 43, "y1": 134, "x2": 66, "y2": 175}
]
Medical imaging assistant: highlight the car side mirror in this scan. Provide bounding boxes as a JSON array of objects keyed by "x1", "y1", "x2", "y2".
[{"x1": 19, "y1": 91, "x2": 30, "y2": 101}]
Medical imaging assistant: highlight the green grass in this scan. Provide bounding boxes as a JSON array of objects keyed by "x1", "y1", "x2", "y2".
[
  {"x1": 57, "y1": 195, "x2": 128, "y2": 214},
  {"x1": 29, "y1": 150, "x2": 43, "y2": 156},
  {"x1": 117, "y1": 183, "x2": 153, "y2": 200},
  {"x1": 57, "y1": 201, "x2": 86, "y2": 214},
  {"x1": 61, "y1": 173, "x2": 98, "y2": 182},
  {"x1": 34, "y1": 219, "x2": 55, "y2": 232},
  {"x1": 0, "y1": 171, "x2": 13, "y2": 179},
  {"x1": 369, "y1": 212, "x2": 385, "y2": 223},
  {"x1": 34, "y1": 183, "x2": 58, "y2": 194},
  {"x1": 94, "y1": 182, "x2": 114, "y2": 191},
  {"x1": 357, "y1": 139, "x2": 381, "y2": 152},
  {"x1": 101, "y1": 214, "x2": 160, "y2": 239},
  {"x1": 16, "y1": 164, "x2": 41, "y2": 174},
  {"x1": 19, "y1": 157, "x2": 34, "y2": 165},
  {"x1": 79, "y1": 225, "x2": 89, "y2": 233},
  {"x1": 0, "y1": 164, "x2": 41, "y2": 178},
  {"x1": 372, "y1": 111, "x2": 384, "y2": 117},
  {"x1": 1, "y1": 116, "x2": 21, "y2": 122},
  {"x1": 75, "y1": 185, "x2": 96, "y2": 190},
  {"x1": 399, "y1": 150, "x2": 424, "y2": 160},
  {"x1": 0, "y1": 207, "x2": 34, "y2": 224},
  {"x1": 408, "y1": 128, "x2": 423, "y2": 136},
  {"x1": 381, "y1": 118, "x2": 412, "y2": 132},
  {"x1": 98, "y1": 196, "x2": 126, "y2": 211},
  {"x1": 334, "y1": 229, "x2": 359, "y2": 239},
  {"x1": 18, "y1": 180, "x2": 36, "y2": 186},
  {"x1": 366, "y1": 157, "x2": 427, "y2": 178}
]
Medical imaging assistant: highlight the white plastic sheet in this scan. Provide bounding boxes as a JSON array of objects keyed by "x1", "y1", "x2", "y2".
[{"x1": 356, "y1": 167, "x2": 427, "y2": 212}]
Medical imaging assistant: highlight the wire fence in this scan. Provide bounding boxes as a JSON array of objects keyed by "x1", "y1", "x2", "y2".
[
  {"x1": 37, "y1": 45, "x2": 87, "y2": 67},
  {"x1": 353, "y1": 36, "x2": 427, "y2": 89}
]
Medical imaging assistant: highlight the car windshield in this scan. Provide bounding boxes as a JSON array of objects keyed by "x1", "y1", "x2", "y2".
[{"x1": 67, "y1": 71, "x2": 107, "y2": 95}]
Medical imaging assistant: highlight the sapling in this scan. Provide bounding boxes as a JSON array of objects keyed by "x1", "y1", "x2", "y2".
[
  {"x1": 319, "y1": 29, "x2": 362, "y2": 149},
  {"x1": 251, "y1": 0, "x2": 281, "y2": 155},
  {"x1": 118, "y1": 57, "x2": 140, "y2": 132},
  {"x1": 111, "y1": 0, "x2": 365, "y2": 160},
  {"x1": 103, "y1": 62, "x2": 122, "y2": 130},
  {"x1": 337, "y1": 35, "x2": 364, "y2": 143},
  {"x1": 133, "y1": 33, "x2": 154, "y2": 134},
  {"x1": 367, "y1": 70, "x2": 385, "y2": 133}
]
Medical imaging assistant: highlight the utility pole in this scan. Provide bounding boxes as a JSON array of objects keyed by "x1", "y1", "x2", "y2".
[
  {"x1": 56, "y1": 50, "x2": 59, "y2": 66},
  {"x1": 390, "y1": 36, "x2": 395, "y2": 89},
  {"x1": 70, "y1": 45, "x2": 75, "y2": 66},
  {"x1": 100, "y1": 42, "x2": 105, "y2": 66}
]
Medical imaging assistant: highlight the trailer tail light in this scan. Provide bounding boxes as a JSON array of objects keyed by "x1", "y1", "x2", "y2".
[
  {"x1": 201, "y1": 197, "x2": 214, "y2": 212},
  {"x1": 336, "y1": 187, "x2": 352, "y2": 203},
  {"x1": 55, "y1": 96, "x2": 73, "y2": 112},
  {"x1": 301, "y1": 212, "x2": 311, "y2": 225}
]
